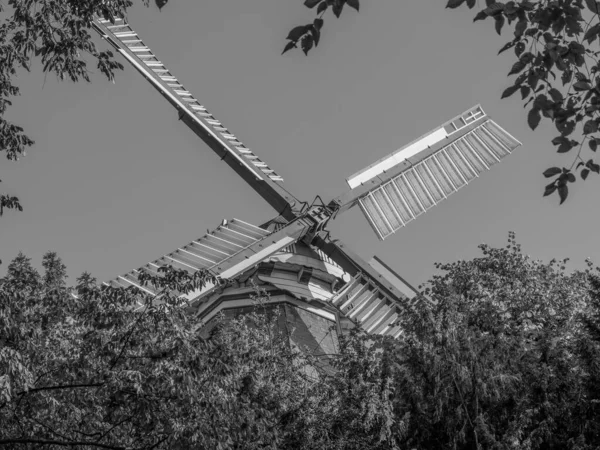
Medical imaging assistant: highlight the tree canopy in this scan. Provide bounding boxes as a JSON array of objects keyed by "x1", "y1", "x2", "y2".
[
  {"x1": 2, "y1": 238, "x2": 600, "y2": 448},
  {"x1": 0, "y1": 252, "x2": 396, "y2": 449},
  {"x1": 394, "y1": 232, "x2": 600, "y2": 448}
]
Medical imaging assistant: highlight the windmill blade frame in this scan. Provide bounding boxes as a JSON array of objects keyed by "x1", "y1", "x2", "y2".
[
  {"x1": 92, "y1": 15, "x2": 300, "y2": 220},
  {"x1": 329, "y1": 105, "x2": 522, "y2": 240},
  {"x1": 105, "y1": 217, "x2": 313, "y2": 301},
  {"x1": 309, "y1": 235, "x2": 422, "y2": 335}
]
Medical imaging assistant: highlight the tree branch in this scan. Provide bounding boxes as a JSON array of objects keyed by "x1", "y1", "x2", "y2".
[
  {"x1": 0, "y1": 438, "x2": 125, "y2": 449},
  {"x1": 17, "y1": 382, "x2": 104, "y2": 396}
]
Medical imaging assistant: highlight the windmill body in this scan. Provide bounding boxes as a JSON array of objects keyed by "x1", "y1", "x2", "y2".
[{"x1": 91, "y1": 15, "x2": 521, "y2": 350}]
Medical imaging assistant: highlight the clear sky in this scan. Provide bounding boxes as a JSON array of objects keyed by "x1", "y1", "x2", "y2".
[{"x1": 1, "y1": 0, "x2": 598, "y2": 288}]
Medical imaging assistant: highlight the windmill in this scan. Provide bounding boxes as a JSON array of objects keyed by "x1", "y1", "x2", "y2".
[{"x1": 91, "y1": 15, "x2": 521, "y2": 354}]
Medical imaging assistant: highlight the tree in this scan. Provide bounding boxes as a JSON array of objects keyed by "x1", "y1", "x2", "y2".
[
  {"x1": 0, "y1": 252, "x2": 397, "y2": 449},
  {"x1": 41, "y1": 252, "x2": 67, "y2": 289},
  {"x1": 389, "y1": 232, "x2": 600, "y2": 449},
  {"x1": 0, "y1": 0, "x2": 142, "y2": 215},
  {"x1": 2, "y1": 240, "x2": 600, "y2": 448}
]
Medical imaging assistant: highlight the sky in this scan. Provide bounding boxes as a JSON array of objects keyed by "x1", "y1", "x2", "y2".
[{"x1": 1, "y1": 0, "x2": 598, "y2": 289}]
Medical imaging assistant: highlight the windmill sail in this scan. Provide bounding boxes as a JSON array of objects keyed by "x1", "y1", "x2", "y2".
[
  {"x1": 333, "y1": 105, "x2": 521, "y2": 240},
  {"x1": 92, "y1": 16, "x2": 298, "y2": 219},
  {"x1": 105, "y1": 218, "x2": 311, "y2": 303},
  {"x1": 106, "y1": 215, "x2": 420, "y2": 337}
]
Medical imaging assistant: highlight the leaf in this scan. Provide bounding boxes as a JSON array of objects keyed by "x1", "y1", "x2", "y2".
[
  {"x1": 515, "y1": 20, "x2": 527, "y2": 37},
  {"x1": 312, "y1": 26, "x2": 321, "y2": 46},
  {"x1": 590, "y1": 139, "x2": 598, "y2": 151},
  {"x1": 584, "y1": 120, "x2": 598, "y2": 134},
  {"x1": 543, "y1": 183, "x2": 557, "y2": 197},
  {"x1": 155, "y1": 0, "x2": 168, "y2": 10},
  {"x1": 584, "y1": 23, "x2": 600, "y2": 43},
  {"x1": 551, "y1": 136, "x2": 575, "y2": 153},
  {"x1": 484, "y1": 3, "x2": 505, "y2": 16},
  {"x1": 569, "y1": 42, "x2": 586, "y2": 56},
  {"x1": 529, "y1": 71, "x2": 540, "y2": 90},
  {"x1": 543, "y1": 167, "x2": 562, "y2": 178},
  {"x1": 545, "y1": 35, "x2": 560, "y2": 47},
  {"x1": 562, "y1": 70, "x2": 572, "y2": 86},
  {"x1": 520, "y1": 85, "x2": 531, "y2": 99},
  {"x1": 528, "y1": 108, "x2": 541, "y2": 130},
  {"x1": 282, "y1": 41, "x2": 296, "y2": 55},
  {"x1": 314, "y1": 18, "x2": 324, "y2": 30},
  {"x1": 515, "y1": 41, "x2": 525, "y2": 57},
  {"x1": 347, "y1": 0, "x2": 359, "y2": 11},
  {"x1": 521, "y1": 52, "x2": 535, "y2": 64},
  {"x1": 317, "y1": 1, "x2": 328, "y2": 13},
  {"x1": 474, "y1": 10, "x2": 488, "y2": 21},
  {"x1": 332, "y1": 0, "x2": 344, "y2": 17},
  {"x1": 498, "y1": 41, "x2": 514, "y2": 54},
  {"x1": 585, "y1": 0, "x2": 600, "y2": 13},
  {"x1": 558, "y1": 184, "x2": 568, "y2": 204},
  {"x1": 521, "y1": 1, "x2": 535, "y2": 10},
  {"x1": 304, "y1": 0, "x2": 321, "y2": 7},
  {"x1": 581, "y1": 168, "x2": 590, "y2": 180},
  {"x1": 495, "y1": 15, "x2": 505, "y2": 35},
  {"x1": 548, "y1": 88, "x2": 563, "y2": 103},
  {"x1": 566, "y1": 173, "x2": 576, "y2": 183},
  {"x1": 556, "y1": 120, "x2": 576, "y2": 136},
  {"x1": 534, "y1": 93, "x2": 550, "y2": 110},
  {"x1": 508, "y1": 60, "x2": 527, "y2": 76},
  {"x1": 446, "y1": 0, "x2": 466, "y2": 8},
  {"x1": 573, "y1": 81, "x2": 592, "y2": 91},
  {"x1": 467, "y1": 0, "x2": 476, "y2": 7},
  {"x1": 557, "y1": 142, "x2": 574, "y2": 153},
  {"x1": 301, "y1": 34, "x2": 314, "y2": 55},
  {"x1": 286, "y1": 25, "x2": 309, "y2": 41},
  {"x1": 501, "y1": 84, "x2": 520, "y2": 99}
]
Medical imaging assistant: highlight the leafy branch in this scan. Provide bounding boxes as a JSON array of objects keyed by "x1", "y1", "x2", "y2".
[
  {"x1": 16, "y1": 382, "x2": 105, "y2": 396},
  {"x1": 0, "y1": 0, "x2": 146, "y2": 216},
  {"x1": 448, "y1": 0, "x2": 600, "y2": 203},
  {"x1": 282, "y1": 0, "x2": 359, "y2": 55}
]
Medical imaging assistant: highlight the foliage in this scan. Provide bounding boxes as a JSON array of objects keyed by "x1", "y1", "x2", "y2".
[
  {"x1": 282, "y1": 0, "x2": 359, "y2": 55},
  {"x1": 391, "y1": 232, "x2": 600, "y2": 449},
  {"x1": 443, "y1": 0, "x2": 600, "y2": 203},
  {"x1": 0, "y1": 0, "x2": 163, "y2": 216},
  {"x1": 283, "y1": 329, "x2": 398, "y2": 450},
  {"x1": 3, "y1": 240, "x2": 600, "y2": 448},
  {"x1": 0, "y1": 190, "x2": 22, "y2": 217},
  {"x1": 0, "y1": 251, "x2": 398, "y2": 449}
]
